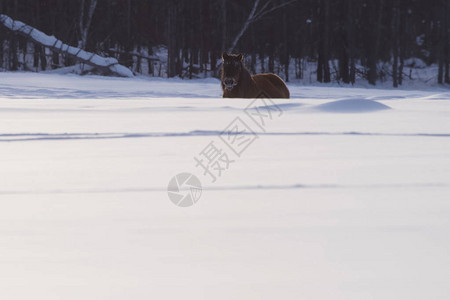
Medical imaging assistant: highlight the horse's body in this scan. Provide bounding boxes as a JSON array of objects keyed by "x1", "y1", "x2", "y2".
[{"x1": 221, "y1": 53, "x2": 290, "y2": 99}]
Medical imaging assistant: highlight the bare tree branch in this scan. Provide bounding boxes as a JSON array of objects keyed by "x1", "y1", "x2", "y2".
[
  {"x1": 228, "y1": 0, "x2": 296, "y2": 53},
  {"x1": 254, "y1": 0, "x2": 296, "y2": 21},
  {"x1": 228, "y1": 0, "x2": 260, "y2": 53},
  {"x1": 254, "y1": 0, "x2": 271, "y2": 20}
]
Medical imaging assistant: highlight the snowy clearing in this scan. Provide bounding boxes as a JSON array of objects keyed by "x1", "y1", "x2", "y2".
[{"x1": 1, "y1": 72, "x2": 450, "y2": 300}]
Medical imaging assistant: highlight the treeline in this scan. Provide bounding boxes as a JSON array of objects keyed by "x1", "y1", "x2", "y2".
[{"x1": 0, "y1": 0, "x2": 449, "y2": 85}]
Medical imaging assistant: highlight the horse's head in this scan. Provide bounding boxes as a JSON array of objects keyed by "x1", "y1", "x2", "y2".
[{"x1": 221, "y1": 53, "x2": 243, "y2": 91}]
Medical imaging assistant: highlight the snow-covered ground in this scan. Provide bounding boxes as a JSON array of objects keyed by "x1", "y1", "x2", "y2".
[{"x1": 1, "y1": 72, "x2": 450, "y2": 300}]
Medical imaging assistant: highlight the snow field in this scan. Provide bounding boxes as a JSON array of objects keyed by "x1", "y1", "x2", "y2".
[{"x1": 0, "y1": 72, "x2": 450, "y2": 300}]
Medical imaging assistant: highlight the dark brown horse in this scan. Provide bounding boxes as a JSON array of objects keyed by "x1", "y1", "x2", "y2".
[{"x1": 221, "y1": 53, "x2": 290, "y2": 98}]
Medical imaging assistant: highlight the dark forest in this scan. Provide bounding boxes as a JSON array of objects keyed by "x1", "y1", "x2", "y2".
[{"x1": 0, "y1": 0, "x2": 449, "y2": 86}]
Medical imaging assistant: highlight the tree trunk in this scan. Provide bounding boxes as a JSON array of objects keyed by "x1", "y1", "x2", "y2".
[
  {"x1": 260, "y1": 52, "x2": 265, "y2": 73},
  {"x1": 445, "y1": 60, "x2": 450, "y2": 84},
  {"x1": 348, "y1": 0, "x2": 356, "y2": 85},
  {"x1": 284, "y1": 56, "x2": 289, "y2": 82},
  {"x1": 221, "y1": 0, "x2": 226, "y2": 51},
  {"x1": 283, "y1": 6, "x2": 289, "y2": 82},
  {"x1": 33, "y1": 43, "x2": 39, "y2": 70},
  {"x1": 398, "y1": 3, "x2": 405, "y2": 86},
  {"x1": 228, "y1": 0, "x2": 260, "y2": 53},
  {"x1": 52, "y1": 51, "x2": 59, "y2": 69},
  {"x1": 135, "y1": 46, "x2": 142, "y2": 73},
  {"x1": 250, "y1": 25, "x2": 256, "y2": 74},
  {"x1": 0, "y1": 40, "x2": 3, "y2": 70},
  {"x1": 392, "y1": 0, "x2": 399, "y2": 87},
  {"x1": 442, "y1": 0, "x2": 450, "y2": 84},
  {"x1": 167, "y1": 4, "x2": 177, "y2": 77},
  {"x1": 210, "y1": 51, "x2": 216, "y2": 76},
  {"x1": 339, "y1": 0, "x2": 350, "y2": 84},
  {"x1": 79, "y1": 0, "x2": 98, "y2": 50},
  {"x1": 295, "y1": 57, "x2": 302, "y2": 79},
  {"x1": 323, "y1": 0, "x2": 330, "y2": 83},
  {"x1": 367, "y1": 0, "x2": 384, "y2": 85},
  {"x1": 10, "y1": 36, "x2": 18, "y2": 70},
  {"x1": 437, "y1": 9, "x2": 444, "y2": 84},
  {"x1": 39, "y1": 45, "x2": 47, "y2": 71},
  {"x1": 268, "y1": 50, "x2": 274, "y2": 73},
  {"x1": 317, "y1": 0, "x2": 330, "y2": 83}
]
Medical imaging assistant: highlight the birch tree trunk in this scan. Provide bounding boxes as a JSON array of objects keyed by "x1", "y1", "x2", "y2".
[
  {"x1": 79, "y1": 0, "x2": 98, "y2": 50},
  {"x1": 228, "y1": 0, "x2": 260, "y2": 53}
]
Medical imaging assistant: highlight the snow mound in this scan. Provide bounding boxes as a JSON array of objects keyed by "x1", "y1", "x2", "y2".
[{"x1": 314, "y1": 99, "x2": 391, "y2": 113}]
